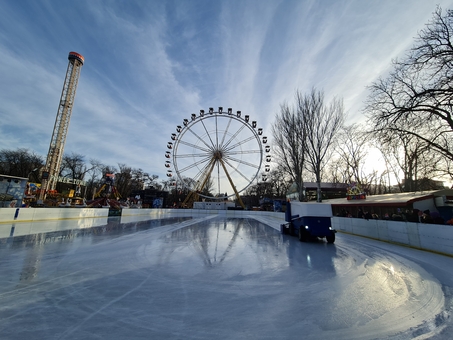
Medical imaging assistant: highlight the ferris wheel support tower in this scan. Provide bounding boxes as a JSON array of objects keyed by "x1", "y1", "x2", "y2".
[{"x1": 39, "y1": 51, "x2": 84, "y2": 201}]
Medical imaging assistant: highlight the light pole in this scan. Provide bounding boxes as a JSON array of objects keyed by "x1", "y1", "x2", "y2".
[{"x1": 27, "y1": 168, "x2": 38, "y2": 180}]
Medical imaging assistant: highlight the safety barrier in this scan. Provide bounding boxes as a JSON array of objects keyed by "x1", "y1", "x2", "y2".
[
  {"x1": 120, "y1": 208, "x2": 285, "y2": 225},
  {"x1": 0, "y1": 218, "x2": 109, "y2": 239},
  {"x1": 332, "y1": 216, "x2": 453, "y2": 256},
  {"x1": 0, "y1": 207, "x2": 109, "y2": 223},
  {"x1": 2, "y1": 207, "x2": 452, "y2": 256}
]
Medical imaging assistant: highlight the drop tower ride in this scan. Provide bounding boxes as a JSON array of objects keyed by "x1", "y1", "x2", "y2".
[{"x1": 40, "y1": 51, "x2": 84, "y2": 201}]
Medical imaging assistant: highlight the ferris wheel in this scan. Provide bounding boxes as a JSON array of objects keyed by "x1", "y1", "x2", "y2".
[{"x1": 165, "y1": 107, "x2": 271, "y2": 208}]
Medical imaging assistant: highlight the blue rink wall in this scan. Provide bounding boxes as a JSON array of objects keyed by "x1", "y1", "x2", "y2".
[{"x1": 1, "y1": 207, "x2": 453, "y2": 257}]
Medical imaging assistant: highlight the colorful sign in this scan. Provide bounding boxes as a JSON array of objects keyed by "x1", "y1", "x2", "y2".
[{"x1": 346, "y1": 182, "x2": 366, "y2": 200}]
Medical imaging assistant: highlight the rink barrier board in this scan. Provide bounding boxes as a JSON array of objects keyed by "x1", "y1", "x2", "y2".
[
  {"x1": 0, "y1": 207, "x2": 109, "y2": 223},
  {"x1": 0, "y1": 207, "x2": 283, "y2": 224},
  {"x1": 0, "y1": 218, "x2": 109, "y2": 239},
  {"x1": 1, "y1": 207, "x2": 452, "y2": 257},
  {"x1": 332, "y1": 216, "x2": 453, "y2": 257},
  {"x1": 120, "y1": 208, "x2": 285, "y2": 223}
]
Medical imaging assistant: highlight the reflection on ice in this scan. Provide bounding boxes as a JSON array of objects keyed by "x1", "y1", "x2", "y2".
[
  {"x1": 0, "y1": 216, "x2": 193, "y2": 248},
  {"x1": 0, "y1": 216, "x2": 108, "y2": 239},
  {"x1": 0, "y1": 216, "x2": 451, "y2": 340},
  {"x1": 322, "y1": 248, "x2": 445, "y2": 338},
  {"x1": 283, "y1": 233, "x2": 339, "y2": 276},
  {"x1": 161, "y1": 219, "x2": 287, "y2": 275},
  {"x1": 132, "y1": 218, "x2": 342, "y2": 283}
]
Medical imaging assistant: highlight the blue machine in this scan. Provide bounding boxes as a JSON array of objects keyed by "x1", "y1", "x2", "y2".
[{"x1": 280, "y1": 200, "x2": 336, "y2": 243}]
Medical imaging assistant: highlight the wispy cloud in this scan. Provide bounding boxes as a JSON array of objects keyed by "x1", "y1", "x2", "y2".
[{"x1": 1, "y1": 0, "x2": 452, "y2": 180}]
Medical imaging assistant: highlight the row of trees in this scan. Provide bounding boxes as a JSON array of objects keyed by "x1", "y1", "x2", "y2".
[
  {"x1": 366, "y1": 6, "x2": 453, "y2": 191},
  {"x1": 272, "y1": 89, "x2": 344, "y2": 202},
  {"x1": 271, "y1": 6, "x2": 453, "y2": 201},
  {"x1": 0, "y1": 148, "x2": 161, "y2": 200}
]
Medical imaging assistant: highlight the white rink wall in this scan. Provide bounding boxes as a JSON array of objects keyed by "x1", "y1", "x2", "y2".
[
  {"x1": 121, "y1": 208, "x2": 285, "y2": 228},
  {"x1": 3, "y1": 207, "x2": 452, "y2": 257},
  {"x1": 0, "y1": 217, "x2": 109, "y2": 239},
  {"x1": 0, "y1": 207, "x2": 110, "y2": 240},
  {"x1": 0, "y1": 207, "x2": 285, "y2": 235},
  {"x1": 332, "y1": 216, "x2": 453, "y2": 257},
  {"x1": 0, "y1": 207, "x2": 109, "y2": 223}
]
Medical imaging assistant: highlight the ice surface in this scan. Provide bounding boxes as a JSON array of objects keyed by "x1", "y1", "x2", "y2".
[{"x1": 0, "y1": 215, "x2": 452, "y2": 339}]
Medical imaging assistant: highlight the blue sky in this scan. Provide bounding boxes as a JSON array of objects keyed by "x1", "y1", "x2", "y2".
[{"x1": 1, "y1": 0, "x2": 452, "y2": 183}]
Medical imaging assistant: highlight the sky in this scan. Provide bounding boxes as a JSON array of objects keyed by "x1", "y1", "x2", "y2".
[{"x1": 1, "y1": 0, "x2": 452, "y2": 185}]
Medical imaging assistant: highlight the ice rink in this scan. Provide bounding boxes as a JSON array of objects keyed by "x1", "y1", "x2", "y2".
[{"x1": 0, "y1": 215, "x2": 452, "y2": 339}]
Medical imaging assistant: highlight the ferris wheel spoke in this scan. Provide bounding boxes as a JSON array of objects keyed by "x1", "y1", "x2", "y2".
[
  {"x1": 178, "y1": 155, "x2": 212, "y2": 174},
  {"x1": 185, "y1": 125, "x2": 215, "y2": 151},
  {"x1": 220, "y1": 118, "x2": 233, "y2": 147},
  {"x1": 175, "y1": 152, "x2": 211, "y2": 159},
  {"x1": 223, "y1": 155, "x2": 260, "y2": 169},
  {"x1": 222, "y1": 158, "x2": 252, "y2": 183},
  {"x1": 224, "y1": 149, "x2": 262, "y2": 156},
  {"x1": 177, "y1": 138, "x2": 212, "y2": 153},
  {"x1": 199, "y1": 119, "x2": 217, "y2": 149},
  {"x1": 215, "y1": 115, "x2": 219, "y2": 148},
  {"x1": 223, "y1": 135, "x2": 258, "y2": 153},
  {"x1": 221, "y1": 124, "x2": 246, "y2": 149}
]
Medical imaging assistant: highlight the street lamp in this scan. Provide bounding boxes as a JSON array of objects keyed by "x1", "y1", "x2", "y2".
[{"x1": 28, "y1": 168, "x2": 38, "y2": 180}]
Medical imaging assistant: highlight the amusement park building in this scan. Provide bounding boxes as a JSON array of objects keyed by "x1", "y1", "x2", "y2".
[
  {"x1": 0, "y1": 174, "x2": 28, "y2": 208},
  {"x1": 131, "y1": 187, "x2": 168, "y2": 208},
  {"x1": 328, "y1": 189, "x2": 453, "y2": 223}
]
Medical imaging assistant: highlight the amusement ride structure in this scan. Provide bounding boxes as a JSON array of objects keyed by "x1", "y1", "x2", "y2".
[
  {"x1": 165, "y1": 107, "x2": 271, "y2": 208},
  {"x1": 39, "y1": 52, "x2": 84, "y2": 201},
  {"x1": 87, "y1": 173, "x2": 125, "y2": 209}
]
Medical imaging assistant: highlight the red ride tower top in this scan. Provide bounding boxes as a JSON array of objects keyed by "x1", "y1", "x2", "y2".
[{"x1": 68, "y1": 51, "x2": 84, "y2": 65}]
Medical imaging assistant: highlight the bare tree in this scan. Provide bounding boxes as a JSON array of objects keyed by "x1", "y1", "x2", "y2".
[
  {"x1": 366, "y1": 6, "x2": 453, "y2": 183},
  {"x1": 60, "y1": 153, "x2": 100, "y2": 183},
  {"x1": 84, "y1": 159, "x2": 104, "y2": 199},
  {"x1": 0, "y1": 148, "x2": 44, "y2": 181},
  {"x1": 59, "y1": 152, "x2": 96, "y2": 197},
  {"x1": 115, "y1": 164, "x2": 151, "y2": 198},
  {"x1": 367, "y1": 89, "x2": 445, "y2": 192},
  {"x1": 160, "y1": 179, "x2": 173, "y2": 192},
  {"x1": 333, "y1": 125, "x2": 369, "y2": 184},
  {"x1": 326, "y1": 124, "x2": 388, "y2": 195},
  {"x1": 245, "y1": 167, "x2": 290, "y2": 200},
  {"x1": 272, "y1": 102, "x2": 307, "y2": 201},
  {"x1": 267, "y1": 166, "x2": 292, "y2": 198},
  {"x1": 144, "y1": 173, "x2": 160, "y2": 189},
  {"x1": 299, "y1": 89, "x2": 345, "y2": 202}
]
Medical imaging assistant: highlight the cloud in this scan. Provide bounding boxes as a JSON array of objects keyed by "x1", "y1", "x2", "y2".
[{"x1": 1, "y1": 0, "x2": 453, "y2": 183}]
